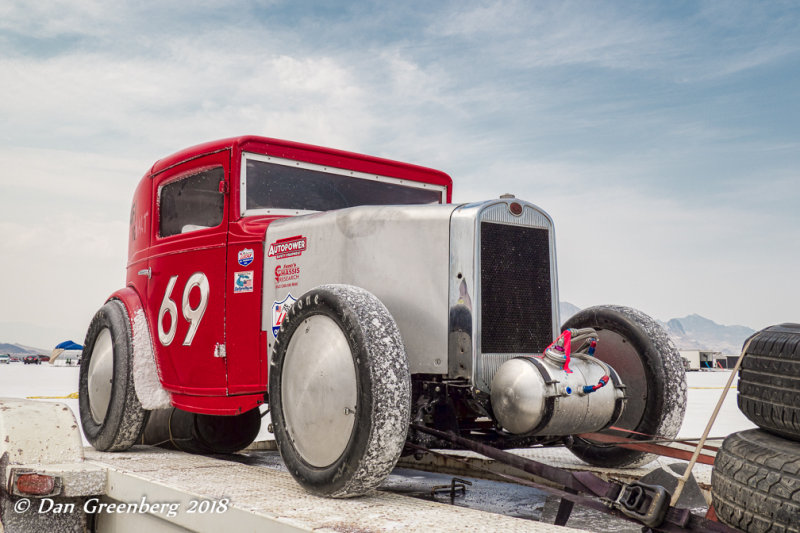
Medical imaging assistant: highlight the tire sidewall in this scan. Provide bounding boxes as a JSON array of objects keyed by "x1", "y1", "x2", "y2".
[
  {"x1": 269, "y1": 289, "x2": 377, "y2": 496},
  {"x1": 79, "y1": 299, "x2": 146, "y2": 451}
]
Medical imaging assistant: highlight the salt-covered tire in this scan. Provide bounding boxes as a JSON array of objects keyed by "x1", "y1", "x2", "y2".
[
  {"x1": 711, "y1": 429, "x2": 800, "y2": 532},
  {"x1": 269, "y1": 285, "x2": 411, "y2": 497},
  {"x1": 563, "y1": 305, "x2": 687, "y2": 467},
  {"x1": 738, "y1": 323, "x2": 800, "y2": 441},
  {"x1": 79, "y1": 299, "x2": 148, "y2": 451}
]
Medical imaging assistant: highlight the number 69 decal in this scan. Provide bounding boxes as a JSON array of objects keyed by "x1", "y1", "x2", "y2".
[{"x1": 158, "y1": 272, "x2": 209, "y2": 346}]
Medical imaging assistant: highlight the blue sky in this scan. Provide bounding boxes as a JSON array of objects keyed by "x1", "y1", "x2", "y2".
[{"x1": 1, "y1": 1, "x2": 798, "y2": 348}]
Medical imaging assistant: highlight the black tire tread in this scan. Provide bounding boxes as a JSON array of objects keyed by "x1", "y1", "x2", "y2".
[
  {"x1": 711, "y1": 429, "x2": 800, "y2": 533},
  {"x1": 738, "y1": 324, "x2": 800, "y2": 441},
  {"x1": 79, "y1": 299, "x2": 148, "y2": 451}
]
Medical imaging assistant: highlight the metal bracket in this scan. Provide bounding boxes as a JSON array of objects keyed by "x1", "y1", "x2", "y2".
[
  {"x1": 611, "y1": 481, "x2": 670, "y2": 528},
  {"x1": 431, "y1": 477, "x2": 472, "y2": 500}
]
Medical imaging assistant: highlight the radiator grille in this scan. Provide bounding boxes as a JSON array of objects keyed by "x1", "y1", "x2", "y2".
[{"x1": 480, "y1": 222, "x2": 553, "y2": 354}]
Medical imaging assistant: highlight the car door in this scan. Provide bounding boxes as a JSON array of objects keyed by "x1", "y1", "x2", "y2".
[{"x1": 145, "y1": 151, "x2": 230, "y2": 394}]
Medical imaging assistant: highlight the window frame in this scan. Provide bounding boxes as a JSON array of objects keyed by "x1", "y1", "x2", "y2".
[
  {"x1": 238, "y1": 151, "x2": 447, "y2": 218},
  {"x1": 156, "y1": 165, "x2": 226, "y2": 239}
]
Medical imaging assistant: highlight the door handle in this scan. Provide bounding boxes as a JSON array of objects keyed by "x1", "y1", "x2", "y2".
[{"x1": 138, "y1": 268, "x2": 151, "y2": 280}]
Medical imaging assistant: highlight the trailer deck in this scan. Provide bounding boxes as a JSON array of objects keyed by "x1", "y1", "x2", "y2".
[
  {"x1": 84, "y1": 446, "x2": 583, "y2": 532},
  {"x1": 82, "y1": 440, "x2": 718, "y2": 532},
  {"x1": 1, "y1": 399, "x2": 725, "y2": 532}
]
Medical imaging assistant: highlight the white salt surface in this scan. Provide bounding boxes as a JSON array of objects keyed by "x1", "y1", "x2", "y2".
[
  {"x1": 0, "y1": 365, "x2": 754, "y2": 446},
  {"x1": 0, "y1": 365, "x2": 274, "y2": 445},
  {"x1": 678, "y1": 370, "x2": 756, "y2": 439}
]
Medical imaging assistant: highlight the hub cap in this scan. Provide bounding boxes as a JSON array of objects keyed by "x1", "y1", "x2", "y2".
[
  {"x1": 88, "y1": 328, "x2": 114, "y2": 424},
  {"x1": 282, "y1": 314, "x2": 357, "y2": 467}
]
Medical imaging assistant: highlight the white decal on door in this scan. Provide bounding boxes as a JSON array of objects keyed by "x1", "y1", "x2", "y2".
[
  {"x1": 158, "y1": 272, "x2": 210, "y2": 346},
  {"x1": 182, "y1": 272, "x2": 209, "y2": 345},
  {"x1": 158, "y1": 276, "x2": 179, "y2": 346}
]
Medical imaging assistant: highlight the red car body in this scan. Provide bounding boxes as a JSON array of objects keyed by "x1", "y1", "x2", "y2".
[{"x1": 113, "y1": 136, "x2": 452, "y2": 415}]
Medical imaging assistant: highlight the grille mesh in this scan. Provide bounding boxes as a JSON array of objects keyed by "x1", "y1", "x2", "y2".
[{"x1": 480, "y1": 222, "x2": 553, "y2": 354}]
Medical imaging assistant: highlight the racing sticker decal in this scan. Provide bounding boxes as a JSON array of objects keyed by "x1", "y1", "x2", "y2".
[
  {"x1": 268, "y1": 235, "x2": 307, "y2": 260},
  {"x1": 233, "y1": 271, "x2": 254, "y2": 294},
  {"x1": 272, "y1": 293, "x2": 297, "y2": 338},
  {"x1": 275, "y1": 263, "x2": 300, "y2": 289},
  {"x1": 237, "y1": 248, "x2": 255, "y2": 267}
]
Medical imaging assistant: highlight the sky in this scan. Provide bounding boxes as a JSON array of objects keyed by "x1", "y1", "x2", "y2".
[{"x1": 0, "y1": 0, "x2": 798, "y2": 349}]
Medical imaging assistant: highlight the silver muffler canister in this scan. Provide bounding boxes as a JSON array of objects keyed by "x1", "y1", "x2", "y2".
[{"x1": 490, "y1": 352, "x2": 626, "y2": 436}]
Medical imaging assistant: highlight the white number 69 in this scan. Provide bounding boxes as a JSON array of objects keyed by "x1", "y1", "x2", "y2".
[{"x1": 158, "y1": 272, "x2": 209, "y2": 346}]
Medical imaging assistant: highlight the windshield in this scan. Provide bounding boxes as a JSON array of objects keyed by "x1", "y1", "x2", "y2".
[{"x1": 242, "y1": 154, "x2": 444, "y2": 216}]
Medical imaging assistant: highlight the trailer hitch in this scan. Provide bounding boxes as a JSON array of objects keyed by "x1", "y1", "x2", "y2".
[
  {"x1": 612, "y1": 481, "x2": 670, "y2": 528},
  {"x1": 408, "y1": 425, "x2": 739, "y2": 532}
]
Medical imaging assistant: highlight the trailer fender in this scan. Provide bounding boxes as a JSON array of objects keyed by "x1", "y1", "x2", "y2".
[
  {"x1": 109, "y1": 287, "x2": 172, "y2": 410},
  {"x1": 0, "y1": 399, "x2": 106, "y2": 531}
]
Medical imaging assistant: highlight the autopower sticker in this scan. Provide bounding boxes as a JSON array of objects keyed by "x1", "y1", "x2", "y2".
[
  {"x1": 272, "y1": 293, "x2": 297, "y2": 338},
  {"x1": 267, "y1": 235, "x2": 307, "y2": 260},
  {"x1": 233, "y1": 271, "x2": 254, "y2": 294},
  {"x1": 237, "y1": 248, "x2": 255, "y2": 267},
  {"x1": 275, "y1": 263, "x2": 300, "y2": 289}
]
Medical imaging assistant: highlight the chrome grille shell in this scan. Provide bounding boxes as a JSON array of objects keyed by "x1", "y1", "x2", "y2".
[{"x1": 448, "y1": 200, "x2": 560, "y2": 392}]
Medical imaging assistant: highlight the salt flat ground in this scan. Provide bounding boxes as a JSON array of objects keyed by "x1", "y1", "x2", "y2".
[
  {"x1": 0, "y1": 365, "x2": 754, "y2": 444},
  {"x1": 0, "y1": 365, "x2": 274, "y2": 444}
]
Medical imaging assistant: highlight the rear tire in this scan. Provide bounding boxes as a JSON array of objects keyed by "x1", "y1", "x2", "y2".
[
  {"x1": 269, "y1": 285, "x2": 411, "y2": 497},
  {"x1": 738, "y1": 323, "x2": 800, "y2": 441},
  {"x1": 711, "y1": 429, "x2": 800, "y2": 532},
  {"x1": 563, "y1": 305, "x2": 687, "y2": 467},
  {"x1": 79, "y1": 300, "x2": 148, "y2": 451}
]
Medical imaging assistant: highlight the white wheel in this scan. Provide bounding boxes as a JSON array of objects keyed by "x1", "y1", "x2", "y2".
[
  {"x1": 270, "y1": 285, "x2": 411, "y2": 497},
  {"x1": 87, "y1": 328, "x2": 114, "y2": 424},
  {"x1": 282, "y1": 314, "x2": 358, "y2": 467}
]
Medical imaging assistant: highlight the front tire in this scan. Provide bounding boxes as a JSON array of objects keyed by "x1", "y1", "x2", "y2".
[
  {"x1": 269, "y1": 285, "x2": 411, "y2": 497},
  {"x1": 79, "y1": 300, "x2": 148, "y2": 451},
  {"x1": 563, "y1": 305, "x2": 687, "y2": 467}
]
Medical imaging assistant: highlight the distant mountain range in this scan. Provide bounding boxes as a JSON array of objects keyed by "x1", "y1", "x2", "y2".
[
  {"x1": 661, "y1": 314, "x2": 755, "y2": 354},
  {"x1": 0, "y1": 321, "x2": 77, "y2": 353},
  {"x1": 559, "y1": 302, "x2": 754, "y2": 354},
  {"x1": 0, "y1": 343, "x2": 49, "y2": 356}
]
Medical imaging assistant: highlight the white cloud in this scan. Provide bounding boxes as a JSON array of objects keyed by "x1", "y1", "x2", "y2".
[
  {"x1": 547, "y1": 185, "x2": 799, "y2": 330},
  {"x1": 436, "y1": 1, "x2": 676, "y2": 70},
  {"x1": 0, "y1": 0, "x2": 113, "y2": 39},
  {"x1": 0, "y1": 216, "x2": 128, "y2": 346},
  {"x1": 435, "y1": 1, "x2": 800, "y2": 82},
  {"x1": 0, "y1": 0, "x2": 798, "y2": 341},
  {"x1": 0, "y1": 147, "x2": 141, "y2": 206}
]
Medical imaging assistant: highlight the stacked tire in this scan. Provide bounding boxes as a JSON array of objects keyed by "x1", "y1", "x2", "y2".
[{"x1": 711, "y1": 323, "x2": 800, "y2": 532}]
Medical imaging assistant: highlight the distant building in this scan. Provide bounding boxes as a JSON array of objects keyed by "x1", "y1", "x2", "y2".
[{"x1": 680, "y1": 350, "x2": 725, "y2": 370}]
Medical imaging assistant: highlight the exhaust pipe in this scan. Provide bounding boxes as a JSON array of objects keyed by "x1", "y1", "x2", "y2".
[{"x1": 141, "y1": 407, "x2": 261, "y2": 454}]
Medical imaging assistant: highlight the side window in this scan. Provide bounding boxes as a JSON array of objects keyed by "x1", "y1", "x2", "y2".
[{"x1": 159, "y1": 167, "x2": 225, "y2": 237}]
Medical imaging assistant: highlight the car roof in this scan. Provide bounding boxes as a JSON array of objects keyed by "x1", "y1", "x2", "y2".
[{"x1": 147, "y1": 136, "x2": 452, "y2": 188}]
